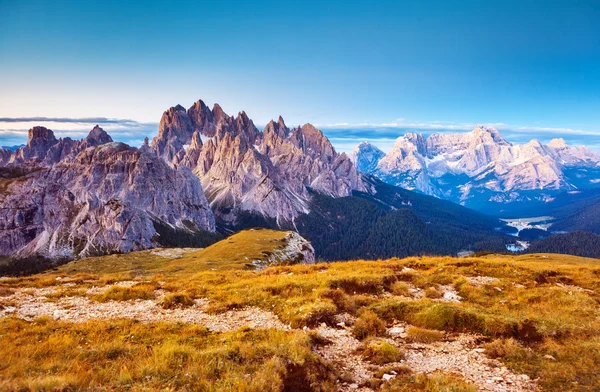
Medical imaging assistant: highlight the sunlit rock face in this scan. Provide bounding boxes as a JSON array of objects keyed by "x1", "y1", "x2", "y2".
[
  {"x1": 0, "y1": 127, "x2": 215, "y2": 261},
  {"x1": 152, "y1": 99, "x2": 366, "y2": 222}
]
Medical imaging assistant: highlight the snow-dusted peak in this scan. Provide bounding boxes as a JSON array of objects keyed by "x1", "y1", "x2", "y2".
[
  {"x1": 360, "y1": 126, "x2": 600, "y2": 206},
  {"x1": 350, "y1": 141, "x2": 385, "y2": 173},
  {"x1": 546, "y1": 140, "x2": 600, "y2": 165},
  {"x1": 549, "y1": 138, "x2": 568, "y2": 148},
  {"x1": 469, "y1": 125, "x2": 509, "y2": 145}
]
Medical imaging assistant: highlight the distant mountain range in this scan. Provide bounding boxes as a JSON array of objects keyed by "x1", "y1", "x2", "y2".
[
  {"x1": 2, "y1": 102, "x2": 600, "y2": 273},
  {"x1": 0, "y1": 100, "x2": 519, "y2": 271},
  {"x1": 350, "y1": 126, "x2": 600, "y2": 213}
]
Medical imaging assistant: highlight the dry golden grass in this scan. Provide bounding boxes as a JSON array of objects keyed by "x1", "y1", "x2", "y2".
[
  {"x1": 406, "y1": 326, "x2": 444, "y2": 343},
  {"x1": 381, "y1": 371, "x2": 477, "y2": 391},
  {"x1": 1, "y1": 230, "x2": 600, "y2": 391},
  {"x1": 57, "y1": 228, "x2": 292, "y2": 276},
  {"x1": 424, "y1": 286, "x2": 444, "y2": 299},
  {"x1": 389, "y1": 281, "x2": 411, "y2": 296},
  {"x1": 159, "y1": 292, "x2": 195, "y2": 309},
  {"x1": 92, "y1": 282, "x2": 159, "y2": 302},
  {"x1": 0, "y1": 318, "x2": 336, "y2": 392},
  {"x1": 353, "y1": 310, "x2": 387, "y2": 340},
  {"x1": 359, "y1": 339, "x2": 404, "y2": 364}
]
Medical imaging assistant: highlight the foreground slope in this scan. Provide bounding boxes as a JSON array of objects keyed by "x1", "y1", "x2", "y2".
[
  {"x1": 61, "y1": 229, "x2": 313, "y2": 274},
  {"x1": 1, "y1": 231, "x2": 599, "y2": 391}
]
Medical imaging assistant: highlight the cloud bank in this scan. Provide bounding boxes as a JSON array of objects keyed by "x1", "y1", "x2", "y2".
[
  {"x1": 0, "y1": 117, "x2": 158, "y2": 147},
  {"x1": 1, "y1": 116, "x2": 599, "y2": 154}
]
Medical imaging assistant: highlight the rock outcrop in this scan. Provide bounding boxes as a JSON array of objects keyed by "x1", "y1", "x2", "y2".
[
  {"x1": 249, "y1": 231, "x2": 315, "y2": 270},
  {"x1": 0, "y1": 127, "x2": 215, "y2": 262},
  {"x1": 0, "y1": 148, "x2": 11, "y2": 166},
  {"x1": 152, "y1": 100, "x2": 366, "y2": 222}
]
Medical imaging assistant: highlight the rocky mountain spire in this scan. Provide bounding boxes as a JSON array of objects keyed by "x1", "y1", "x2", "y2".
[
  {"x1": 157, "y1": 99, "x2": 367, "y2": 221},
  {"x1": 18, "y1": 126, "x2": 59, "y2": 162},
  {"x1": 83, "y1": 125, "x2": 113, "y2": 147}
]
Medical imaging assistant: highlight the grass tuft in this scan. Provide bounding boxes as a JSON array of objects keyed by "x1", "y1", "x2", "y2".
[
  {"x1": 359, "y1": 339, "x2": 404, "y2": 364},
  {"x1": 406, "y1": 326, "x2": 444, "y2": 343},
  {"x1": 353, "y1": 310, "x2": 386, "y2": 340},
  {"x1": 159, "y1": 292, "x2": 195, "y2": 309}
]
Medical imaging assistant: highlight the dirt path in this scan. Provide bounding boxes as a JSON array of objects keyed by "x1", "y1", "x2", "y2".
[{"x1": 0, "y1": 285, "x2": 289, "y2": 332}]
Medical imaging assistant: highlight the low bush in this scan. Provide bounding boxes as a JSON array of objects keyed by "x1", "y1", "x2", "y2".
[
  {"x1": 160, "y1": 292, "x2": 195, "y2": 309},
  {"x1": 389, "y1": 281, "x2": 411, "y2": 296},
  {"x1": 353, "y1": 310, "x2": 386, "y2": 340},
  {"x1": 424, "y1": 286, "x2": 443, "y2": 299}
]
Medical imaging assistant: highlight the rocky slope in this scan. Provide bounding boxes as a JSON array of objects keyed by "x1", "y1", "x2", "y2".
[
  {"x1": 0, "y1": 126, "x2": 215, "y2": 263},
  {"x1": 152, "y1": 100, "x2": 365, "y2": 222},
  {"x1": 352, "y1": 126, "x2": 600, "y2": 210}
]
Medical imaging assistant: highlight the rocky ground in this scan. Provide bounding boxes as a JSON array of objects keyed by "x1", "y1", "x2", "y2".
[
  {"x1": 314, "y1": 321, "x2": 536, "y2": 392},
  {"x1": 0, "y1": 279, "x2": 539, "y2": 391}
]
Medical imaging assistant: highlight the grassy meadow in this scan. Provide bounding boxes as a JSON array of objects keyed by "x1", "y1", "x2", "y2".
[{"x1": 0, "y1": 229, "x2": 599, "y2": 391}]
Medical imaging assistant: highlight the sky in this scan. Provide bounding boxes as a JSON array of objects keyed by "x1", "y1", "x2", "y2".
[{"x1": 1, "y1": 0, "x2": 599, "y2": 153}]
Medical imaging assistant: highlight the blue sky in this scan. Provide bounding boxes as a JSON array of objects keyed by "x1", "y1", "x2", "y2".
[{"x1": 1, "y1": 0, "x2": 599, "y2": 152}]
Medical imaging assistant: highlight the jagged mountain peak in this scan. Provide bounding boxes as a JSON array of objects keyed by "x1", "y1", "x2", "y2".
[
  {"x1": 28, "y1": 126, "x2": 57, "y2": 145},
  {"x1": 350, "y1": 141, "x2": 385, "y2": 173},
  {"x1": 352, "y1": 127, "x2": 600, "y2": 208},
  {"x1": 212, "y1": 103, "x2": 229, "y2": 123},
  {"x1": 277, "y1": 115, "x2": 286, "y2": 127},
  {"x1": 84, "y1": 125, "x2": 113, "y2": 146},
  {"x1": 0, "y1": 126, "x2": 216, "y2": 262},
  {"x1": 191, "y1": 99, "x2": 209, "y2": 111},
  {"x1": 152, "y1": 99, "x2": 365, "y2": 221}
]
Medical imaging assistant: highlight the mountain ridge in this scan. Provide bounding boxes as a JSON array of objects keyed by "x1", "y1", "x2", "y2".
[{"x1": 351, "y1": 126, "x2": 600, "y2": 211}]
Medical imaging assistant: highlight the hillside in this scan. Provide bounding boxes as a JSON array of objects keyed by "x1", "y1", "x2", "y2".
[
  {"x1": 525, "y1": 231, "x2": 600, "y2": 258},
  {"x1": 60, "y1": 229, "x2": 313, "y2": 275},
  {"x1": 223, "y1": 177, "x2": 510, "y2": 261},
  {"x1": 294, "y1": 177, "x2": 509, "y2": 260},
  {"x1": 1, "y1": 229, "x2": 599, "y2": 391}
]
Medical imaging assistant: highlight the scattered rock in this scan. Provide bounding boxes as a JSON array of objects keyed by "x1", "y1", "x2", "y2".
[
  {"x1": 382, "y1": 374, "x2": 395, "y2": 381},
  {"x1": 466, "y1": 276, "x2": 500, "y2": 286}
]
